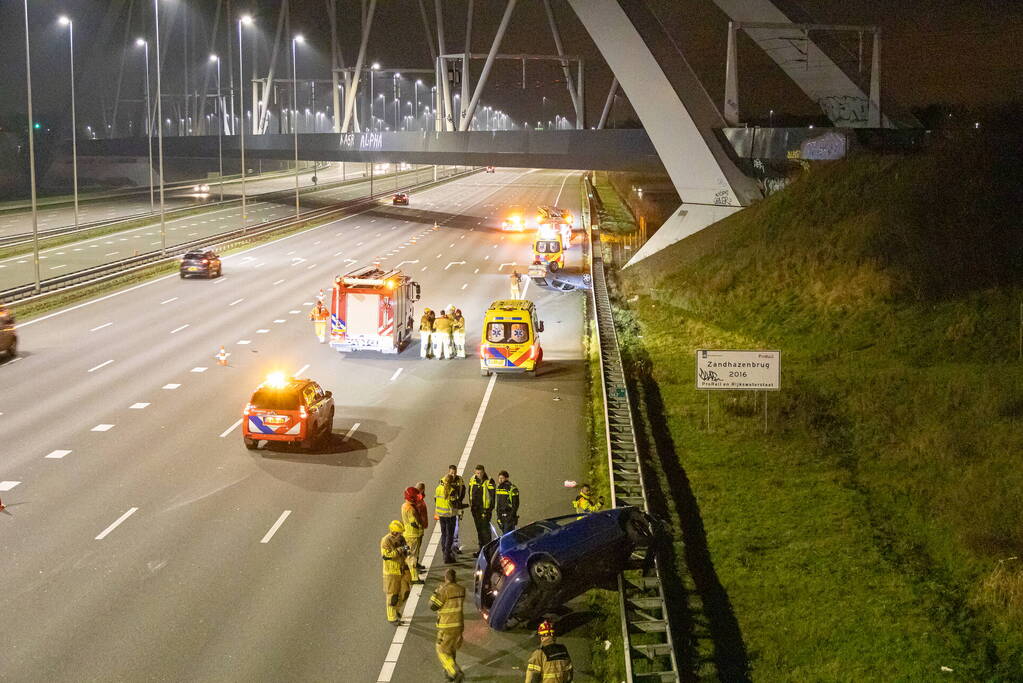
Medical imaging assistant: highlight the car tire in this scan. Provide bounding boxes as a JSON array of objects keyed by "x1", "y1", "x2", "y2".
[
  {"x1": 549, "y1": 262, "x2": 560, "y2": 273},
  {"x1": 244, "y1": 437, "x2": 258, "y2": 450},
  {"x1": 623, "y1": 513, "x2": 655, "y2": 546},
  {"x1": 481, "y1": 368, "x2": 492, "y2": 377},
  {"x1": 529, "y1": 557, "x2": 562, "y2": 586},
  {"x1": 180, "y1": 273, "x2": 186, "y2": 279}
]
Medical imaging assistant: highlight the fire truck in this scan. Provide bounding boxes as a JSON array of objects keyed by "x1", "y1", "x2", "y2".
[
  {"x1": 536, "y1": 205, "x2": 575, "y2": 247},
  {"x1": 329, "y1": 266, "x2": 421, "y2": 353}
]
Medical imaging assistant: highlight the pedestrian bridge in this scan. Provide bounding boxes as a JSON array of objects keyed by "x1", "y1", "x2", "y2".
[{"x1": 78, "y1": 129, "x2": 666, "y2": 174}]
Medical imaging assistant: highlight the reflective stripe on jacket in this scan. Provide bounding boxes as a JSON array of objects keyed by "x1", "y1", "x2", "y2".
[
  {"x1": 525, "y1": 640, "x2": 573, "y2": 683},
  {"x1": 572, "y1": 493, "x2": 601, "y2": 517},
  {"x1": 381, "y1": 533, "x2": 407, "y2": 576},
  {"x1": 401, "y1": 501, "x2": 423, "y2": 538},
  {"x1": 467, "y1": 476, "x2": 495, "y2": 512},
  {"x1": 496, "y1": 481, "x2": 519, "y2": 517},
  {"x1": 429, "y1": 581, "x2": 465, "y2": 630},
  {"x1": 435, "y1": 482, "x2": 456, "y2": 518}
]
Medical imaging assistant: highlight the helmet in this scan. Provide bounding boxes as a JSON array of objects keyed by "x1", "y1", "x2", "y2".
[
  {"x1": 389, "y1": 520, "x2": 404, "y2": 533},
  {"x1": 424, "y1": 308, "x2": 432, "y2": 314},
  {"x1": 537, "y1": 620, "x2": 555, "y2": 637}
]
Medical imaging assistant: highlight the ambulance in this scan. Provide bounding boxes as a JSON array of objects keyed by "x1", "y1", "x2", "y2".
[
  {"x1": 532, "y1": 237, "x2": 565, "y2": 272},
  {"x1": 242, "y1": 372, "x2": 335, "y2": 450},
  {"x1": 329, "y1": 266, "x2": 421, "y2": 353},
  {"x1": 479, "y1": 300, "x2": 544, "y2": 376}
]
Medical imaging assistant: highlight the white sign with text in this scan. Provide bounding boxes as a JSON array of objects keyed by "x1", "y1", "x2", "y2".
[{"x1": 696, "y1": 350, "x2": 780, "y2": 390}]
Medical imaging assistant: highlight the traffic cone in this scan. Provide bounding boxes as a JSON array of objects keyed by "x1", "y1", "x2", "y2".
[
  {"x1": 216, "y1": 346, "x2": 229, "y2": 366},
  {"x1": 0, "y1": 496, "x2": 5, "y2": 511}
]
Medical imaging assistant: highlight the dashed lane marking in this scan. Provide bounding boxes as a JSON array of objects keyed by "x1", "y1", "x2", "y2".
[
  {"x1": 91, "y1": 424, "x2": 115, "y2": 432},
  {"x1": 342, "y1": 423, "x2": 360, "y2": 442},
  {"x1": 170, "y1": 324, "x2": 189, "y2": 334},
  {"x1": 95, "y1": 507, "x2": 138, "y2": 540},
  {"x1": 260, "y1": 510, "x2": 292, "y2": 544},
  {"x1": 45, "y1": 450, "x2": 72, "y2": 459},
  {"x1": 90, "y1": 322, "x2": 112, "y2": 332},
  {"x1": 389, "y1": 368, "x2": 403, "y2": 382},
  {"x1": 129, "y1": 403, "x2": 150, "y2": 409},
  {"x1": 219, "y1": 418, "x2": 243, "y2": 438},
  {"x1": 88, "y1": 359, "x2": 114, "y2": 373}
]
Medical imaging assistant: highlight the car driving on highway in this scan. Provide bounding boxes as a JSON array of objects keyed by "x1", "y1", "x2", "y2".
[
  {"x1": 392, "y1": 192, "x2": 410, "y2": 206},
  {"x1": 193, "y1": 183, "x2": 211, "y2": 195},
  {"x1": 0, "y1": 305, "x2": 16, "y2": 360},
  {"x1": 179, "y1": 249, "x2": 222, "y2": 279},
  {"x1": 473, "y1": 506, "x2": 657, "y2": 631},
  {"x1": 242, "y1": 372, "x2": 335, "y2": 451}
]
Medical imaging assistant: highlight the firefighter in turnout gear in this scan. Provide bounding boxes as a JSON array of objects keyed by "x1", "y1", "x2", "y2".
[
  {"x1": 381, "y1": 520, "x2": 413, "y2": 624},
  {"x1": 495, "y1": 470, "x2": 520, "y2": 534},
  {"x1": 401, "y1": 487, "x2": 426, "y2": 583},
  {"x1": 452, "y1": 308, "x2": 466, "y2": 358},
  {"x1": 429, "y1": 568, "x2": 466, "y2": 682},
  {"x1": 433, "y1": 310, "x2": 454, "y2": 359},
  {"x1": 467, "y1": 465, "x2": 496, "y2": 550},
  {"x1": 309, "y1": 301, "x2": 330, "y2": 343},
  {"x1": 525, "y1": 620, "x2": 574, "y2": 683},
  {"x1": 446, "y1": 465, "x2": 467, "y2": 554},
  {"x1": 572, "y1": 483, "x2": 604, "y2": 519},
  {"x1": 420, "y1": 309, "x2": 435, "y2": 358}
]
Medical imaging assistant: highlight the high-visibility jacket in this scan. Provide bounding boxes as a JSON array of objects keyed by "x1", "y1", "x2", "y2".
[
  {"x1": 435, "y1": 481, "x2": 456, "y2": 518},
  {"x1": 381, "y1": 532, "x2": 409, "y2": 593},
  {"x1": 434, "y1": 316, "x2": 453, "y2": 335},
  {"x1": 449, "y1": 474, "x2": 466, "y2": 508},
  {"x1": 429, "y1": 580, "x2": 466, "y2": 630},
  {"x1": 496, "y1": 480, "x2": 519, "y2": 518},
  {"x1": 572, "y1": 492, "x2": 601, "y2": 517},
  {"x1": 309, "y1": 305, "x2": 330, "y2": 322},
  {"x1": 452, "y1": 315, "x2": 465, "y2": 332},
  {"x1": 467, "y1": 475, "x2": 495, "y2": 513},
  {"x1": 401, "y1": 501, "x2": 424, "y2": 539},
  {"x1": 525, "y1": 638, "x2": 574, "y2": 682},
  {"x1": 420, "y1": 314, "x2": 434, "y2": 332}
]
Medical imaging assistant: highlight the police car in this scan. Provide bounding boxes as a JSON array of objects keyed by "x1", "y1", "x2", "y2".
[{"x1": 242, "y1": 373, "x2": 335, "y2": 450}]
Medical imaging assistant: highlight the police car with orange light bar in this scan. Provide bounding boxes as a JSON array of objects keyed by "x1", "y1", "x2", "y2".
[{"x1": 242, "y1": 372, "x2": 335, "y2": 450}]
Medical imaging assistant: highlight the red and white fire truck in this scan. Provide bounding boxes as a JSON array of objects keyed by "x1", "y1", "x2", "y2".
[{"x1": 329, "y1": 266, "x2": 421, "y2": 353}]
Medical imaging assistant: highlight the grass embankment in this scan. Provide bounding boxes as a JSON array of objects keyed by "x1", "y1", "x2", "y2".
[
  {"x1": 592, "y1": 171, "x2": 638, "y2": 235},
  {"x1": 612, "y1": 135, "x2": 1023, "y2": 679}
]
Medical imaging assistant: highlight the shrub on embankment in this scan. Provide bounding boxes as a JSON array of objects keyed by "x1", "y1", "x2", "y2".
[{"x1": 617, "y1": 132, "x2": 1023, "y2": 679}]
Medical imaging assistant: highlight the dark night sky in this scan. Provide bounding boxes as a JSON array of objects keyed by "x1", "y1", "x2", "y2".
[{"x1": 0, "y1": 0, "x2": 1021, "y2": 135}]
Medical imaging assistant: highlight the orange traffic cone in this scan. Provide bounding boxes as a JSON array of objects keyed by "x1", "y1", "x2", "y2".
[
  {"x1": 0, "y1": 496, "x2": 5, "y2": 511},
  {"x1": 216, "y1": 346, "x2": 229, "y2": 366}
]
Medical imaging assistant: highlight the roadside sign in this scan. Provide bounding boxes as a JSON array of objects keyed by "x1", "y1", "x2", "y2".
[{"x1": 696, "y1": 349, "x2": 780, "y2": 390}]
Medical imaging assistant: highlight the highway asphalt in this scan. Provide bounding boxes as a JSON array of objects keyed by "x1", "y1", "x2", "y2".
[
  {"x1": 0, "y1": 167, "x2": 596, "y2": 681},
  {"x1": 0, "y1": 164, "x2": 456, "y2": 293}
]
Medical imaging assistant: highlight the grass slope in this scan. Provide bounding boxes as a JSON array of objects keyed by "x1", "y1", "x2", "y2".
[{"x1": 616, "y1": 134, "x2": 1023, "y2": 680}]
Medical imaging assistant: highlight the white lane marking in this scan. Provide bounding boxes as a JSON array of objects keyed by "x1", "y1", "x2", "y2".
[
  {"x1": 219, "y1": 418, "x2": 243, "y2": 438},
  {"x1": 436, "y1": 253, "x2": 442, "y2": 258},
  {"x1": 88, "y1": 359, "x2": 114, "y2": 373},
  {"x1": 295, "y1": 364, "x2": 310, "y2": 376},
  {"x1": 229, "y1": 298, "x2": 245, "y2": 306},
  {"x1": 237, "y1": 340, "x2": 251, "y2": 345},
  {"x1": 170, "y1": 324, "x2": 189, "y2": 334},
  {"x1": 521, "y1": 276, "x2": 532, "y2": 298},
  {"x1": 256, "y1": 329, "x2": 269, "y2": 334},
  {"x1": 163, "y1": 383, "x2": 181, "y2": 390},
  {"x1": 474, "y1": 268, "x2": 480, "y2": 274},
  {"x1": 91, "y1": 424, "x2": 115, "y2": 432},
  {"x1": 260, "y1": 510, "x2": 292, "y2": 544},
  {"x1": 161, "y1": 297, "x2": 178, "y2": 305},
  {"x1": 342, "y1": 422, "x2": 360, "y2": 442},
  {"x1": 105, "y1": 251, "x2": 119, "y2": 256},
  {"x1": 95, "y1": 507, "x2": 138, "y2": 540},
  {"x1": 484, "y1": 255, "x2": 490, "y2": 261},
  {"x1": 554, "y1": 170, "x2": 574, "y2": 205},
  {"x1": 333, "y1": 251, "x2": 344, "y2": 257},
  {"x1": 302, "y1": 301, "x2": 314, "y2": 306},
  {"x1": 273, "y1": 279, "x2": 286, "y2": 285},
  {"x1": 45, "y1": 450, "x2": 72, "y2": 459},
  {"x1": 213, "y1": 277, "x2": 227, "y2": 284},
  {"x1": 191, "y1": 367, "x2": 207, "y2": 373},
  {"x1": 306, "y1": 264, "x2": 317, "y2": 270},
  {"x1": 50, "y1": 264, "x2": 68, "y2": 270},
  {"x1": 274, "y1": 319, "x2": 286, "y2": 324},
  {"x1": 389, "y1": 368, "x2": 404, "y2": 382},
  {"x1": 90, "y1": 322, "x2": 113, "y2": 332},
  {"x1": 444, "y1": 261, "x2": 465, "y2": 270},
  {"x1": 421, "y1": 266, "x2": 428, "y2": 272},
  {"x1": 461, "y1": 283, "x2": 468, "y2": 290},
  {"x1": 129, "y1": 402, "x2": 150, "y2": 409},
  {"x1": 289, "y1": 310, "x2": 301, "y2": 314},
  {"x1": 395, "y1": 260, "x2": 419, "y2": 268},
  {"x1": 0, "y1": 481, "x2": 21, "y2": 491},
  {"x1": 375, "y1": 373, "x2": 497, "y2": 680}
]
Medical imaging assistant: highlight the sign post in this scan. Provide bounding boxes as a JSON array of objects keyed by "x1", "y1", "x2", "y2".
[{"x1": 696, "y1": 350, "x2": 780, "y2": 432}]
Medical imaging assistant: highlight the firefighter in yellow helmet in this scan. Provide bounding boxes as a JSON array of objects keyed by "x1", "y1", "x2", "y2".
[
  {"x1": 429, "y1": 568, "x2": 465, "y2": 682},
  {"x1": 525, "y1": 620, "x2": 573, "y2": 682},
  {"x1": 451, "y1": 308, "x2": 467, "y2": 358},
  {"x1": 433, "y1": 309, "x2": 454, "y2": 359},
  {"x1": 420, "y1": 308, "x2": 435, "y2": 359},
  {"x1": 381, "y1": 520, "x2": 412, "y2": 624}
]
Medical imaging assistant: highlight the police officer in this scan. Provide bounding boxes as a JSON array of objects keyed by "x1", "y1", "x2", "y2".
[
  {"x1": 420, "y1": 308, "x2": 435, "y2": 358},
  {"x1": 435, "y1": 475, "x2": 459, "y2": 563},
  {"x1": 572, "y1": 483, "x2": 604, "y2": 518},
  {"x1": 525, "y1": 620, "x2": 573, "y2": 682},
  {"x1": 381, "y1": 520, "x2": 412, "y2": 624},
  {"x1": 467, "y1": 464, "x2": 495, "y2": 551},
  {"x1": 495, "y1": 470, "x2": 520, "y2": 534},
  {"x1": 401, "y1": 487, "x2": 425, "y2": 584},
  {"x1": 433, "y1": 310, "x2": 454, "y2": 359},
  {"x1": 429, "y1": 568, "x2": 466, "y2": 682}
]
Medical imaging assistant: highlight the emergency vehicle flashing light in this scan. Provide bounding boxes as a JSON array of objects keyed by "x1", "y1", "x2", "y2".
[{"x1": 264, "y1": 371, "x2": 288, "y2": 389}]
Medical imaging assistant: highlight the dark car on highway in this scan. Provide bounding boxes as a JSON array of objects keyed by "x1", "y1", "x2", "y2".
[
  {"x1": 0, "y1": 305, "x2": 16, "y2": 360},
  {"x1": 392, "y1": 192, "x2": 410, "y2": 206},
  {"x1": 473, "y1": 506, "x2": 657, "y2": 631},
  {"x1": 179, "y1": 249, "x2": 222, "y2": 279}
]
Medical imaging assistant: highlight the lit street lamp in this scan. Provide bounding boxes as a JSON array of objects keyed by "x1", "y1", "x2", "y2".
[
  {"x1": 414, "y1": 80, "x2": 422, "y2": 130},
  {"x1": 210, "y1": 54, "x2": 224, "y2": 201},
  {"x1": 368, "y1": 62, "x2": 380, "y2": 130},
  {"x1": 291, "y1": 34, "x2": 304, "y2": 217},
  {"x1": 57, "y1": 16, "x2": 80, "y2": 232},
  {"x1": 152, "y1": 0, "x2": 167, "y2": 254},
  {"x1": 393, "y1": 72, "x2": 400, "y2": 130},
  {"x1": 21, "y1": 0, "x2": 41, "y2": 292},
  {"x1": 238, "y1": 14, "x2": 253, "y2": 227}
]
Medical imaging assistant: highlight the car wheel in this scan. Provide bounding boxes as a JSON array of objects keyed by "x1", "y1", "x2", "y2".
[
  {"x1": 481, "y1": 368, "x2": 492, "y2": 377},
  {"x1": 180, "y1": 273, "x2": 186, "y2": 279},
  {"x1": 529, "y1": 558, "x2": 562, "y2": 586},
  {"x1": 244, "y1": 437, "x2": 258, "y2": 450},
  {"x1": 624, "y1": 513, "x2": 655, "y2": 546},
  {"x1": 549, "y1": 262, "x2": 560, "y2": 273}
]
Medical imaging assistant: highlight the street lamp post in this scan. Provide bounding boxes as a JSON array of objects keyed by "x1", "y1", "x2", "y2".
[
  {"x1": 58, "y1": 16, "x2": 79, "y2": 232},
  {"x1": 210, "y1": 54, "x2": 224, "y2": 201},
  {"x1": 291, "y1": 35, "x2": 304, "y2": 217},
  {"x1": 238, "y1": 14, "x2": 253, "y2": 227},
  {"x1": 393, "y1": 73, "x2": 400, "y2": 130},
  {"x1": 368, "y1": 62, "x2": 380, "y2": 131},
  {"x1": 152, "y1": 0, "x2": 167, "y2": 255},
  {"x1": 414, "y1": 80, "x2": 422, "y2": 130},
  {"x1": 22, "y1": 0, "x2": 41, "y2": 292}
]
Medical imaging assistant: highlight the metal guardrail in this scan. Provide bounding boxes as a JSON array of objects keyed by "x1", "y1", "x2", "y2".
[
  {"x1": 587, "y1": 176, "x2": 680, "y2": 682},
  {"x1": 2, "y1": 166, "x2": 475, "y2": 306}
]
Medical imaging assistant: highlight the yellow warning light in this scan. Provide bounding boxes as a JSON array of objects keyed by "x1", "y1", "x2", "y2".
[
  {"x1": 265, "y1": 371, "x2": 288, "y2": 388},
  {"x1": 385, "y1": 279, "x2": 396, "y2": 290}
]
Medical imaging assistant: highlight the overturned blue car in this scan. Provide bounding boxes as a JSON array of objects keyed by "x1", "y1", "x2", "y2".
[{"x1": 473, "y1": 506, "x2": 657, "y2": 631}]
